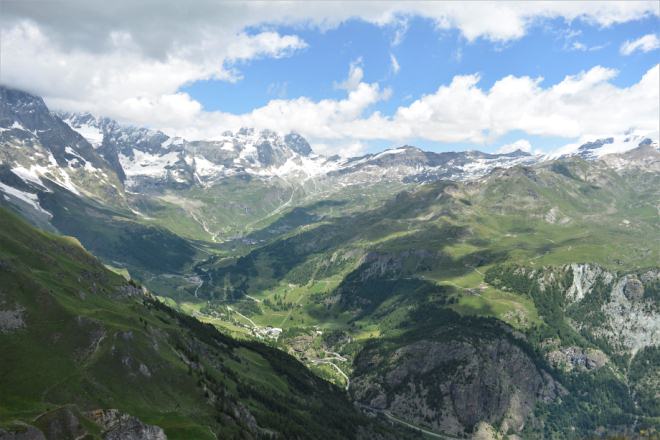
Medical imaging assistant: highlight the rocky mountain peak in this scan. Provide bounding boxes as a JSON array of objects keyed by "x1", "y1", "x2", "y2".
[
  {"x1": 0, "y1": 86, "x2": 109, "y2": 171},
  {"x1": 284, "y1": 132, "x2": 313, "y2": 156},
  {"x1": 579, "y1": 137, "x2": 614, "y2": 152},
  {"x1": 0, "y1": 86, "x2": 67, "y2": 136},
  {"x1": 601, "y1": 141, "x2": 660, "y2": 172},
  {"x1": 0, "y1": 86, "x2": 48, "y2": 126},
  {"x1": 3, "y1": 86, "x2": 653, "y2": 203},
  {"x1": 499, "y1": 148, "x2": 532, "y2": 158}
]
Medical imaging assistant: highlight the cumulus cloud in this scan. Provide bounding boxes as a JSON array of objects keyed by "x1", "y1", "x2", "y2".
[
  {"x1": 4, "y1": 1, "x2": 656, "y2": 53},
  {"x1": 107, "y1": 63, "x2": 656, "y2": 156},
  {"x1": 620, "y1": 33, "x2": 660, "y2": 55},
  {"x1": 0, "y1": 21, "x2": 307, "y2": 128},
  {"x1": 180, "y1": 64, "x2": 657, "y2": 150},
  {"x1": 1, "y1": 1, "x2": 658, "y2": 154},
  {"x1": 127, "y1": 59, "x2": 392, "y2": 144}
]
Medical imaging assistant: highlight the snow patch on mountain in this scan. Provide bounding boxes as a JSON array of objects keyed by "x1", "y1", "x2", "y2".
[
  {"x1": 0, "y1": 181, "x2": 51, "y2": 217},
  {"x1": 262, "y1": 155, "x2": 341, "y2": 180},
  {"x1": 551, "y1": 133, "x2": 658, "y2": 160},
  {"x1": 11, "y1": 165, "x2": 50, "y2": 190},
  {"x1": 161, "y1": 137, "x2": 185, "y2": 149},
  {"x1": 119, "y1": 150, "x2": 182, "y2": 179},
  {"x1": 50, "y1": 169, "x2": 82, "y2": 195},
  {"x1": 9, "y1": 100, "x2": 654, "y2": 198},
  {"x1": 192, "y1": 155, "x2": 227, "y2": 179},
  {"x1": 372, "y1": 147, "x2": 408, "y2": 159},
  {"x1": 68, "y1": 122, "x2": 104, "y2": 147},
  {"x1": 0, "y1": 121, "x2": 27, "y2": 133},
  {"x1": 55, "y1": 110, "x2": 546, "y2": 188}
]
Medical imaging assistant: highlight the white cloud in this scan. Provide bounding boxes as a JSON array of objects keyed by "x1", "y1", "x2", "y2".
[
  {"x1": 335, "y1": 58, "x2": 365, "y2": 91},
  {"x1": 0, "y1": 21, "x2": 306, "y2": 128},
  {"x1": 390, "y1": 53, "x2": 400, "y2": 74},
  {"x1": 150, "y1": 61, "x2": 393, "y2": 142},
  {"x1": 620, "y1": 33, "x2": 660, "y2": 55},
  {"x1": 391, "y1": 17, "x2": 409, "y2": 46},
  {"x1": 406, "y1": 1, "x2": 658, "y2": 42},
  {"x1": 181, "y1": 64, "x2": 657, "y2": 151},
  {"x1": 1, "y1": 1, "x2": 658, "y2": 155},
  {"x1": 314, "y1": 141, "x2": 368, "y2": 158},
  {"x1": 570, "y1": 41, "x2": 608, "y2": 51},
  {"x1": 3, "y1": 2, "x2": 656, "y2": 50},
  {"x1": 110, "y1": 63, "x2": 657, "y2": 158},
  {"x1": 496, "y1": 139, "x2": 533, "y2": 154},
  {"x1": 572, "y1": 41, "x2": 588, "y2": 51}
]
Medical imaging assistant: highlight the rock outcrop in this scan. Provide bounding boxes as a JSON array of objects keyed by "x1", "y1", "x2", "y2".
[
  {"x1": 0, "y1": 408, "x2": 167, "y2": 440},
  {"x1": 351, "y1": 333, "x2": 563, "y2": 437},
  {"x1": 87, "y1": 409, "x2": 167, "y2": 440},
  {"x1": 545, "y1": 346, "x2": 608, "y2": 372}
]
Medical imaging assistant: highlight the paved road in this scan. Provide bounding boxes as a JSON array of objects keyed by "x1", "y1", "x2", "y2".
[{"x1": 356, "y1": 404, "x2": 458, "y2": 439}]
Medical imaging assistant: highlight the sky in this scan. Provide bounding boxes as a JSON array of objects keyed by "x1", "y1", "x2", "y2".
[{"x1": 1, "y1": 1, "x2": 659, "y2": 157}]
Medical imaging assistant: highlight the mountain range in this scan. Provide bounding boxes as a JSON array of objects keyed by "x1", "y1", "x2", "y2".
[
  {"x1": 2, "y1": 85, "x2": 656, "y2": 241},
  {"x1": 1, "y1": 85, "x2": 659, "y2": 440}
]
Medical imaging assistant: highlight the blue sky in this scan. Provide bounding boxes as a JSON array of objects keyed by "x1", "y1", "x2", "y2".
[
  {"x1": 4, "y1": 1, "x2": 659, "y2": 156},
  {"x1": 180, "y1": 14, "x2": 659, "y2": 154},
  {"x1": 185, "y1": 15, "x2": 658, "y2": 110}
]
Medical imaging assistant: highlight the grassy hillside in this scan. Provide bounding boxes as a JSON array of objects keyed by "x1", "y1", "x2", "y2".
[
  {"x1": 3, "y1": 148, "x2": 658, "y2": 438},
  {"x1": 170, "y1": 156, "x2": 659, "y2": 438},
  {"x1": 0, "y1": 207, "x2": 409, "y2": 439}
]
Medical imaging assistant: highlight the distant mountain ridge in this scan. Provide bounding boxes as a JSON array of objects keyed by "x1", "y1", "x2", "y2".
[
  {"x1": 2, "y1": 85, "x2": 656, "y2": 204},
  {"x1": 56, "y1": 109, "x2": 542, "y2": 189},
  {"x1": 57, "y1": 111, "x2": 328, "y2": 188},
  {"x1": 1, "y1": 84, "x2": 658, "y2": 247},
  {"x1": 56, "y1": 108, "x2": 660, "y2": 187}
]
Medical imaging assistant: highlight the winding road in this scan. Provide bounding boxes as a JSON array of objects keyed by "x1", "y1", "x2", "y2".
[{"x1": 355, "y1": 404, "x2": 458, "y2": 439}]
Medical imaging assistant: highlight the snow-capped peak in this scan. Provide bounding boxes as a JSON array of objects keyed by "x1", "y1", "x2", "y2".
[
  {"x1": 550, "y1": 132, "x2": 658, "y2": 160},
  {"x1": 59, "y1": 112, "x2": 105, "y2": 147}
]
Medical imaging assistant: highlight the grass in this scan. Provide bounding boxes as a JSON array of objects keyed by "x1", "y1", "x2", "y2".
[
  {"x1": 156, "y1": 162, "x2": 656, "y2": 346},
  {"x1": 5, "y1": 153, "x2": 657, "y2": 437},
  {"x1": 0, "y1": 207, "x2": 401, "y2": 439},
  {"x1": 451, "y1": 288, "x2": 541, "y2": 329}
]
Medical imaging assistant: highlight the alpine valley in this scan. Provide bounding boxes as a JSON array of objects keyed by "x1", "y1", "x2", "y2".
[{"x1": 1, "y1": 85, "x2": 659, "y2": 440}]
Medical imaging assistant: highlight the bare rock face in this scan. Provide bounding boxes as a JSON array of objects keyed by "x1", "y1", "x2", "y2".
[
  {"x1": 598, "y1": 272, "x2": 659, "y2": 356},
  {"x1": 0, "y1": 306, "x2": 25, "y2": 333},
  {"x1": 564, "y1": 263, "x2": 609, "y2": 303},
  {"x1": 0, "y1": 407, "x2": 166, "y2": 440},
  {"x1": 623, "y1": 277, "x2": 644, "y2": 301},
  {"x1": 546, "y1": 346, "x2": 608, "y2": 372},
  {"x1": 538, "y1": 265, "x2": 658, "y2": 357},
  {"x1": 351, "y1": 334, "x2": 563, "y2": 437},
  {"x1": 0, "y1": 288, "x2": 26, "y2": 334},
  {"x1": 472, "y1": 422, "x2": 502, "y2": 440},
  {"x1": 86, "y1": 409, "x2": 167, "y2": 440}
]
